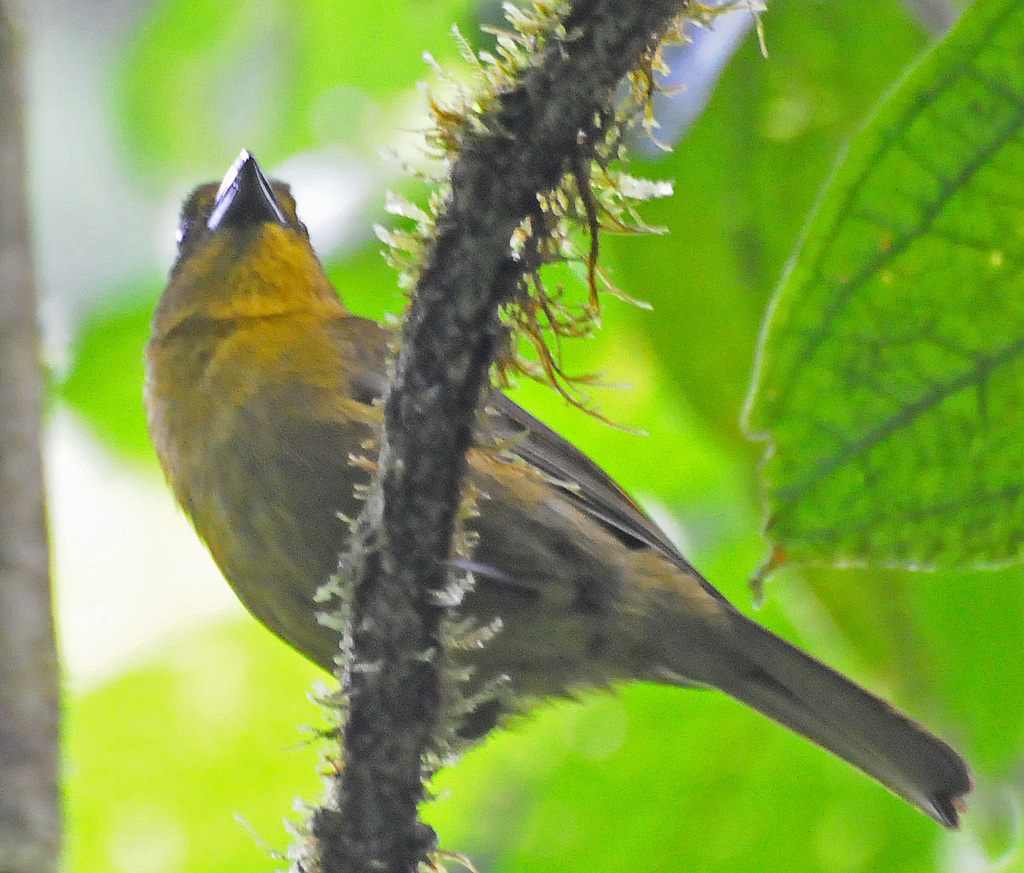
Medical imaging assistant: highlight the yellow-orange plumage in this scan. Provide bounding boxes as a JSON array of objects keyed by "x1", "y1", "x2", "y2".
[{"x1": 145, "y1": 151, "x2": 971, "y2": 827}]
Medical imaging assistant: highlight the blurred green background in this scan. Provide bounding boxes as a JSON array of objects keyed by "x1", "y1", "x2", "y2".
[{"x1": 25, "y1": 0, "x2": 1017, "y2": 870}]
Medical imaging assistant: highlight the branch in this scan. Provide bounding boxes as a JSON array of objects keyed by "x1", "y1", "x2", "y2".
[
  {"x1": 0, "y1": 6, "x2": 61, "y2": 873},
  {"x1": 313, "y1": 1, "x2": 690, "y2": 871}
]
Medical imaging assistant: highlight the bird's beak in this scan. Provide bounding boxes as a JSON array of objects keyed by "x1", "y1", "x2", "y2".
[{"x1": 207, "y1": 149, "x2": 287, "y2": 231}]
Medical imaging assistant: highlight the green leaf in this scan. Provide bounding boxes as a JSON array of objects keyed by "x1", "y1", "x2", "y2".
[
  {"x1": 745, "y1": 0, "x2": 1024, "y2": 568},
  {"x1": 607, "y1": 0, "x2": 927, "y2": 447}
]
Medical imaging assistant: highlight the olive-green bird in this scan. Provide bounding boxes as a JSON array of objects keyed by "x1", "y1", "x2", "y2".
[{"x1": 145, "y1": 151, "x2": 971, "y2": 827}]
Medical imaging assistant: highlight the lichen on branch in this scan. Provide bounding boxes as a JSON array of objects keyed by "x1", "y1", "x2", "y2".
[{"x1": 306, "y1": 3, "x2": 763, "y2": 873}]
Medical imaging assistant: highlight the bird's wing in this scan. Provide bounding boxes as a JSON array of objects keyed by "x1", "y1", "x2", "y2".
[
  {"x1": 335, "y1": 314, "x2": 721, "y2": 598},
  {"x1": 483, "y1": 392, "x2": 725, "y2": 601}
]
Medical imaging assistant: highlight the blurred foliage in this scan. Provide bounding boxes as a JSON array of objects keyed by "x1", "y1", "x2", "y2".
[
  {"x1": 606, "y1": 0, "x2": 930, "y2": 447},
  {"x1": 116, "y1": 0, "x2": 477, "y2": 179},
  {"x1": 64, "y1": 621, "x2": 323, "y2": 873},
  {"x1": 60, "y1": 286, "x2": 162, "y2": 464},
  {"x1": 57, "y1": 0, "x2": 1022, "y2": 871},
  {"x1": 747, "y1": 0, "x2": 1024, "y2": 569}
]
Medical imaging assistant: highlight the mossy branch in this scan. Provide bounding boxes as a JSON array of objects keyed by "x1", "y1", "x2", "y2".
[{"x1": 312, "y1": 2, "x2": 701, "y2": 871}]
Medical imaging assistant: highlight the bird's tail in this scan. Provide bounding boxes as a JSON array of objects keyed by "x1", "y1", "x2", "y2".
[{"x1": 644, "y1": 583, "x2": 972, "y2": 827}]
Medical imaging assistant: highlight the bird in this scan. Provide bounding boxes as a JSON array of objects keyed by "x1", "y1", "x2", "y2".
[{"x1": 144, "y1": 150, "x2": 972, "y2": 827}]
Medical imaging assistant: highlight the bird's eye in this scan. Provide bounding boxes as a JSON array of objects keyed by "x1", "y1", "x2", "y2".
[
  {"x1": 175, "y1": 218, "x2": 200, "y2": 256},
  {"x1": 172, "y1": 184, "x2": 220, "y2": 261}
]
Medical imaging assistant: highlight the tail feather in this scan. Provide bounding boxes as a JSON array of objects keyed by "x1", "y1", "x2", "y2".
[{"x1": 659, "y1": 604, "x2": 972, "y2": 827}]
